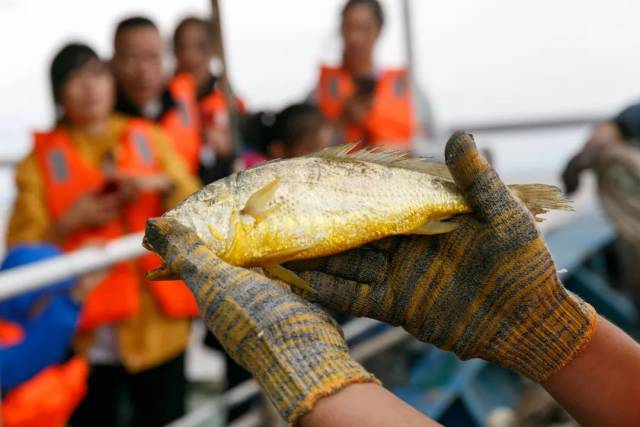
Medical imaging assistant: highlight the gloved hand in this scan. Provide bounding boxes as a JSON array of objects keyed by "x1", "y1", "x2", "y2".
[
  {"x1": 289, "y1": 131, "x2": 597, "y2": 382},
  {"x1": 144, "y1": 218, "x2": 377, "y2": 425},
  {"x1": 561, "y1": 146, "x2": 601, "y2": 195}
]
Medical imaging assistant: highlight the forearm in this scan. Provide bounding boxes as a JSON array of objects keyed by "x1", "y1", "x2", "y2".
[
  {"x1": 542, "y1": 315, "x2": 640, "y2": 426},
  {"x1": 300, "y1": 383, "x2": 440, "y2": 427}
]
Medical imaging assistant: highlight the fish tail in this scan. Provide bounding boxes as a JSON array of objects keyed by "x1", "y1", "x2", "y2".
[{"x1": 507, "y1": 184, "x2": 573, "y2": 219}]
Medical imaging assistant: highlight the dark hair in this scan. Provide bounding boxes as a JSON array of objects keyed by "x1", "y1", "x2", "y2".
[
  {"x1": 50, "y1": 43, "x2": 100, "y2": 106},
  {"x1": 173, "y1": 16, "x2": 212, "y2": 50},
  {"x1": 272, "y1": 103, "x2": 326, "y2": 148},
  {"x1": 114, "y1": 16, "x2": 158, "y2": 46},
  {"x1": 342, "y1": 0, "x2": 384, "y2": 29}
]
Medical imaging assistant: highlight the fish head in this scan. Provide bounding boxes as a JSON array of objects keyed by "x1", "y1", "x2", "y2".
[{"x1": 163, "y1": 180, "x2": 237, "y2": 257}]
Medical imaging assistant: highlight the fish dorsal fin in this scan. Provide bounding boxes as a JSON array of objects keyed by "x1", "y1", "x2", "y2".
[{"x1": 309, "y1": 144, "x2": 453, "y2": 181}]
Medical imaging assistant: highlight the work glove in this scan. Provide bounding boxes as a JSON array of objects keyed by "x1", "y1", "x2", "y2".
[
  {"x1": 561, "y1": 146, "x2": 600, "y2": 195},
  {"x1": 143, "y1": 219, "x2": 377, "y2": 426},
  {"x1": 289, "y1": 131, "x2": 597, "y2": 382}
]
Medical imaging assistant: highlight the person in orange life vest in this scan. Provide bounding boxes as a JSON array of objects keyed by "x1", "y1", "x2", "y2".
[
  {"x1": 111, "y1": 16, "x2": 203, "y2": 174},
  {"x1": 0, "y1": 244, "x2": 88, "y2": 427},
  {"x1": 315, "y1": 0, "x2": 418, "y2": 151},
  {"x1": 172, "y1": 16, "x2": 265, "y2": 185},
  {"x1": 6, "y1": 43, "x2": 199, "y2": 427}
]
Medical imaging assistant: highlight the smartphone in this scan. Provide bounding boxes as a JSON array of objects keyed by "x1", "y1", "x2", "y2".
[
  {"x1": 97, "y1": 179, "x2": 120, "y2": 196},
  {"x1": 354, "y1": 76, "x2": 376, "y2": 98}
]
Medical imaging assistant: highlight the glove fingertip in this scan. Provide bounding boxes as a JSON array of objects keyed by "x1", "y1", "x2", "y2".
[
  {"x1": 144, "y1": 217, "x2": 215, "y2": 273},
  {"x1": 445, "y1": 131, "x2": 486, "y2": 189},
  {"x1": 445, "y1": 131, "x2": 477, "y2": 157},
  {"x1": 144, "y1": 217, "x2": 173, "y2": 254},
  {"x1": 445, "y1": 132, "x2": 521, "y2": 222}
]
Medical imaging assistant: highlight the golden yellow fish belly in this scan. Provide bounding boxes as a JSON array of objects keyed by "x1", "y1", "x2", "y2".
[{"x1": 221, "y1": 185, "x2": 470, "y2": 267}]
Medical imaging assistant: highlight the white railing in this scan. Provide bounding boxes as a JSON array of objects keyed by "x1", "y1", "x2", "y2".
[
  {"x1": 0, "y1": 153, "x2": 24, "y2": 168},
  {"x1": 0, "y1": 232, "x2": 145, "y2": 300}
]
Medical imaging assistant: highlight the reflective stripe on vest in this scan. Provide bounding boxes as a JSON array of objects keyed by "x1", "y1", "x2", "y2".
[
  {"x1": 175, "y1": 99, "x2": 191, "y2": 127},
  {"x1": 161, "y1": 73, "x2": 202, "y2": 173},
  {"x1": 48, "y1": 149, "x2": 69, "y2": 183},
  {"x1": 327, "y1": 75, "x2": 340, "y2": 99},
  {"x1": 316, "y1": 65, "x2": 415, "y2": 148},
  {"x1": 131, "y1": 130, "x2": 153, "y2": 165}
]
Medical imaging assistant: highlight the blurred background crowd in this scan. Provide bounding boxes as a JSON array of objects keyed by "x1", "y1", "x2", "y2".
[{"x1": 1, "y1": 0, "x2": 640, "y2": 426}]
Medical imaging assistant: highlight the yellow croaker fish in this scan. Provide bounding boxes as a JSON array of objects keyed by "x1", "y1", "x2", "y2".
[{"x1": 145, "y1": 145, "x2": 571, "y2": 290}]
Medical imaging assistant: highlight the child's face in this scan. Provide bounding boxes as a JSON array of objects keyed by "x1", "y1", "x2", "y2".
[{"x1": 289, "y1": 124, "x2": 335, "y2": 157}]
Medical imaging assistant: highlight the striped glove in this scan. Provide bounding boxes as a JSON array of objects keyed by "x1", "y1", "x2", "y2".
[
  {"x1": 144, "y1": 218, "x2": 377, "y2": 425},
  {"x1": 289, "y1": 132, "x2": 597, "y2": 382}
]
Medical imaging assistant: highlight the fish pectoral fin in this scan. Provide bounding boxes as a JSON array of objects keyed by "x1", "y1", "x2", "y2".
[
  {"x1": 241, "y1": 177, "x2": 281, "y2": 222},
  {"x1": 146, "y1": 263, "x2": 180, "y2": 281},
  {"x1": 406, "y1": 220, "x2": 459, "y2": 235},
  {"x1": 263, "y1": 264, "x2": 313, "y2": 294},
  {"x1": 208, "y1": 223, "x2": 224, "y2": 240},
  {"x1": 260, "y1": 242, "x2": 314, "y2": 261}
]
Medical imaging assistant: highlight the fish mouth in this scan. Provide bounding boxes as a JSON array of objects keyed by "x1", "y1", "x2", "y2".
[
  {"x1": 141, "y1": 228, "x2": 176, "y2": 281},
  {"x1": 142, "y1": 235, "x2": 154, "y2": 252},
  {"x1": 146, "y1": 262, "x2": 179, "y2": 281}
]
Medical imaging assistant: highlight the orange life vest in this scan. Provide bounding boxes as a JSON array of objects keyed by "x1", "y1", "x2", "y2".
[
  {"x1": 316, "y1": 65, "x2": 415, "y2": 149},
  {"x1": 33, "y1": 120, "x2": 199, "y2": 331},
  {"x1": 200, "y1": 87, "x2": 246, "y2": 127},
  {"x1": 2, "y1": 356, "x2": 88, "y2": 427},
  {"x1": 160, "y1": 73, "x2": 202, "y2": 173}
]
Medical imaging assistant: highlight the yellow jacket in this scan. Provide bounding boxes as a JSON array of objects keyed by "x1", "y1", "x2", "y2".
[{"x1": 6, "y1": 114, "x2": 200, "y2": 372}]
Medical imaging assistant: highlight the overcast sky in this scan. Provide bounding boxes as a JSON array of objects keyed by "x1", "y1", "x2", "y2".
[{"x1": 1, "y1": 0, "x2": 640, "y2": 156}]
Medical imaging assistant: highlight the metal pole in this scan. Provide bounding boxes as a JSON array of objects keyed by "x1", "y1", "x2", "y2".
[
  {"x1": 401, "y1": 0, "x2": 427, "y2": 142},
  {"x1": 401, "y1": 0, "x2": 439, "y2": 143},
  {"x1": 210, "y1": 0, "x2": 243, "y2": 153},
  {"x1": 401, "y1": 0, "x2": 416, "y2": 88}
]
